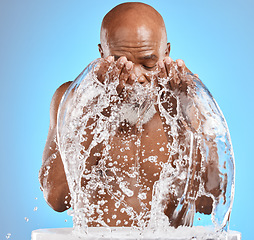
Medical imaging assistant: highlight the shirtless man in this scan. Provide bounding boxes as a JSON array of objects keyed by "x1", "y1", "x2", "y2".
[{"x1": 39, "y1": 2, "x2": 221, "y2": 227}]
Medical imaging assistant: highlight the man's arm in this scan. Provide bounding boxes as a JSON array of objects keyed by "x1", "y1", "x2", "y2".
[
  {"x1": 39, "y1": 57, "x2": 133, "y2": 212},
  {"x1": 155, "y1": 59, "x2": 222, "y2": 219},
  {"x1": 39, "y1": 81, "x2": 72, "y2": 212}
]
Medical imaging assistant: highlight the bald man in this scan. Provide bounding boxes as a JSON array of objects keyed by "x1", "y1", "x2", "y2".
[{"x1": 39, "y1": 2, "x2": 220, "y2": 227}]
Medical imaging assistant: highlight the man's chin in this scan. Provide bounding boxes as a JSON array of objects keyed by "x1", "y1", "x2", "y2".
[{"x1": 120, "y1": 102, "x2": 156, "y2": 125}]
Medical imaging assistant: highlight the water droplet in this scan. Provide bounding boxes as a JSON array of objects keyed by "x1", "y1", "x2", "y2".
[
  {"x1": 115, "y1": 201, "x2": 120, "y2": 208},
  {"x1": 134, "y1": 139, "x2": 141, "y2": 147},
  {"x1": 138, "y1": 192, "x2": 147, "y2": 200},
  {"x1": 24, "y1": 217, "x2": 29, "y2": 222},
  {"x1": 6, "y1": 233, "x2": 11, "y2": 239}
]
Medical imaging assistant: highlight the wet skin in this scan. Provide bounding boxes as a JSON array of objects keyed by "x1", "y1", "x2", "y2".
[{"x1": 39, "y1": 2, "x2": 220, "y2": 227}]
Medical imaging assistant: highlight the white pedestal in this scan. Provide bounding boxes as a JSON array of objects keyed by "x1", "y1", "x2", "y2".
[{"x1": 31, "y1": 227, "x2": 241, "y2": 240}]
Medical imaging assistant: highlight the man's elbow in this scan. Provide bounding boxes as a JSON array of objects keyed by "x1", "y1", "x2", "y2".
[
  {"x1": 48, "y1": 200, "x2": 69, "y2": 213},
  {"x1": 39, "y1": 166, "x2": 71, "y2": 212},
  {"x1": 40, "y1": 183, "x2": 70, "y2": 212},
  {"x1": 44, "y1": 188, "x2": 70, "y2": 212},
  {"x1": 195, "y1": 195, "x2": 213, "y2": 215}
]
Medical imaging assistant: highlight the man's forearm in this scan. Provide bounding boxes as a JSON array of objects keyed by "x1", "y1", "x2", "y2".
[{"x1": 39, "y1": 131, "x2": 71, "y2": 212}]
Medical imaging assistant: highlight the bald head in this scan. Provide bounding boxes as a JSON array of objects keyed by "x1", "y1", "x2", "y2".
[
  {"x1": 99, "y1": 2, "x2": 169, "y2": 60},
  {"x1": 101, "y1": 3, "x2": 167, "y2": 42}
]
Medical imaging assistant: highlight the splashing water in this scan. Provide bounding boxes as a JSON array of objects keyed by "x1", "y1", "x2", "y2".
[
  {"x1": 6, "y1": 233, "x2": 11, "y2": 239},
  {"x1": 57, "y1": 59, "x2": 235, "y2": 237}
]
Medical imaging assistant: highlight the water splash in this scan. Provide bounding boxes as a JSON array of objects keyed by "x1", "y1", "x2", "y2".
[
  {"x1": 57, "y1": 59, "x2": 235, "y2": 236},
  {"x1": 5, "y1": 233, "x2": 11, "y2": 239}
]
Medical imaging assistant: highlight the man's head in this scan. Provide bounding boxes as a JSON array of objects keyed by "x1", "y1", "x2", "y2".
[{"x1": 98, "y1": 2, "x2": 170, "y2": 84}]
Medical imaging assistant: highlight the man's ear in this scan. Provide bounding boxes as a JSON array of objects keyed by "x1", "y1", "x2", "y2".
[
  {"x1": 98, "y1": 44, "x2": 104, "y2": 58},
  {"x1": 165, "y1": 42, "x2": 171, "y2": 56}
]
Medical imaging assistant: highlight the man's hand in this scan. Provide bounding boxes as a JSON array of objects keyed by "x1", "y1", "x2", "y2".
[
  {"x1": 96, "y1": 56, "x2": 135, "y2": 95},
  {"x1": 155, "y1": 57, "x2": 195, "y2": 93},
  {"x1": 96, "y1": 56, "x2": 197, "y2": 96}
]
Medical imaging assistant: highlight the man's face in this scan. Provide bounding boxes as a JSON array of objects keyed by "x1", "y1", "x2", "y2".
[{"x1": 100, "y1": 22, "x2": 169, "y2": 84}]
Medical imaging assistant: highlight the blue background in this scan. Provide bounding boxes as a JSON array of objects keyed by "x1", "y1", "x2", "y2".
[{"x1": 0, "y1": 0, "x2": 253, "y2": 239}]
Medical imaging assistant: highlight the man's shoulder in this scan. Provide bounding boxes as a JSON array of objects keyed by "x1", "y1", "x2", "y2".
[
  {"x1": 49, "y1": 81, "x2": 73, "y2": 127},
  {"x1": 54, "y1": 81, "x2": 73, "y2": 99},
  {"x1": 52, "y1": 81, "x2": 72, "y2": 104}
]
